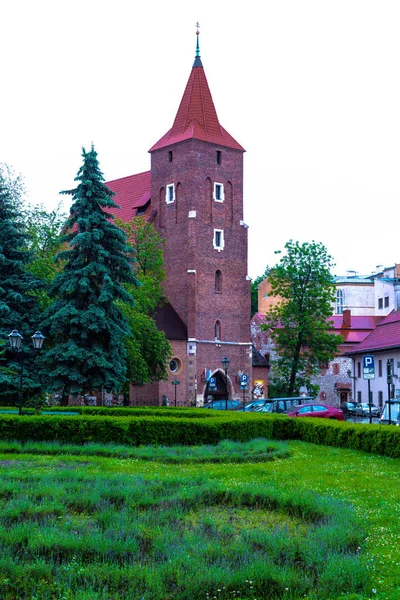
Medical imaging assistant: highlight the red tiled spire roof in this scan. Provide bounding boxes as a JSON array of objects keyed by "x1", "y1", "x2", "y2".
[{"x1": 150, "y1": 33, "x2": 244, "y2": 152}]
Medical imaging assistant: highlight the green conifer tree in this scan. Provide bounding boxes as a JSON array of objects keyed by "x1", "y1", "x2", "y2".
[
  {"x1": 42, "y1": 146, "x2": 138, "y2": 397},
  {"x1": 0, "y1": 164, "x2": 43, "y2": 400}
]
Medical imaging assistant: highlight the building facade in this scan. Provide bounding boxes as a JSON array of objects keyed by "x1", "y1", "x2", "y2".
[{"x1": 107, "y1": 33, "x2": 253, "y2": 406}]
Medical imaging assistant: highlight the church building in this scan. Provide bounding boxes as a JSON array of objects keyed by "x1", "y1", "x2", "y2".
[{"x1": 107, "y1": 30, "x2": 256, "y2": 406}]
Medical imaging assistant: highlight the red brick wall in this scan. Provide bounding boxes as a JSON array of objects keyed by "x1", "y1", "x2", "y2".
[{"x1": 146, "y1": 138, "x2": 251, "y2": 406}]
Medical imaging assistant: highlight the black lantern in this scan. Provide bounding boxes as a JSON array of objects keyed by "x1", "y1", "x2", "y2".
[
  {"x1": 8, "y1": 329, "x2": 23, "y2": 350},
  {"x1": 7, "y1": 329, "x2": 46, "y2": 415},
  {"x1": 31, "y1": 331, "x2": 45, "y2": 350}
]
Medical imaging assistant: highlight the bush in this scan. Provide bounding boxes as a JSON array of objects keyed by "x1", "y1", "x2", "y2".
[{"x1": 0, "y1": 409, "x2": 398, "y2": 457}]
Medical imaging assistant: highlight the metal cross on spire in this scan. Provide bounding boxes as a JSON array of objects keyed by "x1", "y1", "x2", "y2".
[{"x1": 195, "y1": 21, "x2": 200, "y2": 57}]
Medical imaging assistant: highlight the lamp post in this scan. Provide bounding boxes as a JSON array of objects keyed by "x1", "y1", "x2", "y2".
[
  {"x1": 221, "y1": 356, "x2": 230, "y2": 411},
  {"x1": 171, "y1": 379, "x2": 180, "y2": 407},
  {"x1": 8, "y1": 329, "x2": 45, "y2": 415},
  {"x1": 346, "y1": 368, "x2": 357, "y2": 403}
]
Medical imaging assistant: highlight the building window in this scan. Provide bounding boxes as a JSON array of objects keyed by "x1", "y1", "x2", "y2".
[
  {"x1": 378, "y1": 391, "x2": 383, "y2": 408},
  {"x1": 332, "y1": 363, "x2": 340, "y2": 375},
  {"x1": 378, "y1": 297, "x2": 383, "y2": 309},
  {"x1": 169, "y1": 357, "x2": 182, "y2": 373},
  {"x1": 319, "y1": 391, "x2": 326, "y2": 401},
  {"x1": 168, "y1": 151, "x2": 173, "y2": 162},
  {"x1": 384, "y1": 296, "x2": 389, "y2": 308},
  {"x1": 357, "y1": 362, "x2": 361, "y2": 378},
  {"x1": 336, "y1": 290, "x2": 343, "y2": 314},
  {"x1": 215, "y1": 270, "x2": 222, "y2": 292},
  {"x1": 378, "y1": 360, "x2": 382, "y2": 377},
  {"x1": 213, "y1": 182, "x2": 224, "y2": 202},
  {"x1": 166, "y1": 184, "x2": 175, "y2": 204},
  {"x1": 213, "y1": 229, "x2": 224, "y2": 250},
  {"x1": 215, "y1": 320, "x2": 221, "y2": 340},
  {"x1": 357, "y1": 391, "x2": 362, "y2": 403},
  {"x1": 216, "y1": 150, "x2": 221, "y2": 165}
]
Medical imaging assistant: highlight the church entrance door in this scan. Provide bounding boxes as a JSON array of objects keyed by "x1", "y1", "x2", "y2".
[{"x1": 204, "y1": 371, "x2": 229, "y2": 403}]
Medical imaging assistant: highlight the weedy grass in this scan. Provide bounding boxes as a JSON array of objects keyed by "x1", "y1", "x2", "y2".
[
  {"x1": 0, "y1": 439, "x2": 397, "y2": 599},
  {"x1": 0, "y1": 438, "x2": 290, "y2": 463}
]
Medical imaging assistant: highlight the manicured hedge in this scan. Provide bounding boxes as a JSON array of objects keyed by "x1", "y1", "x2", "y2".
[{"x1": 0, "y1": 410, "x2": 399, "y2": 457}]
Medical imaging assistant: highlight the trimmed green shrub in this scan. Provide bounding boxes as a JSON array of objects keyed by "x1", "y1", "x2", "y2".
[{"x1": 0, "y1": 410, "x2": 398, "y2": 457}]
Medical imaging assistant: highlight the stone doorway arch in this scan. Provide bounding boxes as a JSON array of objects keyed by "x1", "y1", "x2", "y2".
[{"x1": 203, "y1": 369, "x2": 231, "y2": 403}]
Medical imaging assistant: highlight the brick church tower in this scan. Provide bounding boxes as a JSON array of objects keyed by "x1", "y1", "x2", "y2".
[{"x1": 108, "y1": 30, "x2": 253, "y2": 406}]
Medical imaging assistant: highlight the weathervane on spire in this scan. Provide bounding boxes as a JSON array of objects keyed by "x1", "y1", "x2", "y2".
[{"x1": 195, "y1": 21, "x2": 200, "y2": 57}]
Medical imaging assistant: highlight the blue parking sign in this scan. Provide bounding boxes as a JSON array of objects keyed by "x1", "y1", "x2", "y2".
[
  {"x1": 240, "y1": 373, "x2": 248, "y2": 389},
  {"x1": 362, "y1": 355, "x2": 375, "y2": 380}
]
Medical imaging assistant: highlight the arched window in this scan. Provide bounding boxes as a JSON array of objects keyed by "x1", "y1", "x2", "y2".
[
  {"x1": 336, "y1": 289, "x2": 343, "y2": 314},
  {"x1": 215, "y1": 320, "x2": 221, "y2": 340},
  {"x1": 215, "y1": 270, "x2": 222, "y2": 292}
]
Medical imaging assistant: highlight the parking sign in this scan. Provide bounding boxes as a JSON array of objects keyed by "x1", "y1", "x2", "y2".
[{"x1": 362, "y1": 355, "x2": 375, "y2": 380}]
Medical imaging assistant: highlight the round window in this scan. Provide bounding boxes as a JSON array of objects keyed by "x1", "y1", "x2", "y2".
[{"x1": 169, "y1": 358, "x2": 181, "y2": 373}]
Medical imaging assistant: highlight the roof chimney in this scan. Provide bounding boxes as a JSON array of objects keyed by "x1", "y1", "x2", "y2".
[{"x1": 343, "y1": 309, "x2": 351, "y2": 327}]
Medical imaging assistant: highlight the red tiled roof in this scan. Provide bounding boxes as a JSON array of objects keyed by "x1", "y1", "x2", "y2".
[
  {"x1": 330, "y1": 315, "x2": 382, "y2": 330},
  {"x1": 149, "y1": 63, "x2": 244, "y2": 152},
  {"x1": 346, "y1": 310, "x2": 400, "y2": 354},
  {"x1": 106, "y1": 171, "x2": 151, "y2": 221}
]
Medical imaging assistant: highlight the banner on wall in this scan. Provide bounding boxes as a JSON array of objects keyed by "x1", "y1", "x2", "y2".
[{"x1": 252, "y1": 380, "x2": 265, "y2": 399}]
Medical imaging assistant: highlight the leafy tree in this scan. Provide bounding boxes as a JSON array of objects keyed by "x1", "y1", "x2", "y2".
[
  {"x1": 41, "y1": 146, "x2": 138, "y2": 399},
  {"x1": 24, "y1": 202, "x2": 67, "y2": 309},
  {"x1": 251, "y1": 265, "x2": 270, "y2": 316},
  {"x1": 0, "y1": 164, "x2": 43, "y2": 400},
  {"x1": 116, "y1": 219, "x2": 171, "y2": 386},
  {"x1": 262, "y1": 240, "x2": 342, "y2": 397}
]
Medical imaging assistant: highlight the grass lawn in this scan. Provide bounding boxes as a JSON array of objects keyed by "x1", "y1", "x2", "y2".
[{"x1": 0, "y1": 438, "x2": 398, "y2": 599}]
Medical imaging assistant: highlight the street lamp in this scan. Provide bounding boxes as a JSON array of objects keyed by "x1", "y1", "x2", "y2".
[
  {"x1": 8, "y1": 329, "x2": 45, "y2": 415},
  {"x1": 347, "y1": 368, "x2": 357, "y2": 404},
  {"x1": 221, "y1": 356, "x2": 230, "y2": 411}
]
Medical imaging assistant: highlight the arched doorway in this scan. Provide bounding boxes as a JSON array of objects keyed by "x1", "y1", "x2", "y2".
[{"x1": 204, "y1": 370, "x2": 230, "y2": 403}]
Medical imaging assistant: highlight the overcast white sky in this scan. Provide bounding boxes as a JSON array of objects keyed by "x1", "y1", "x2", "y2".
[{"x1": 1, "y1": 0, "x2": 399, "y2": 280}]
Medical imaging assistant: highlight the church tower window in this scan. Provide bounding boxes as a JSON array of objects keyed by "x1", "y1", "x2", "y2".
[
  {"x1": 213, "y1": 229, "x2": 224, "y2": 250},
  {"x1": 215, "y1": 270, "x2": 222, "y2": 292},
  {"x1": 215, "y1": 320, "x2": 221, "y2": 340},
  {"x1": 216, "y1": 150, "x2": 221, "y2": 165},
  {"x1": 168, "y1": 150, "x2": 173, "y2": 162},
  {"x1": 213, "y1": 182, "x2": 224, "y2": 202},
  {"x1": 166, "y1": 184, "x2": 175, "y2": 204}
]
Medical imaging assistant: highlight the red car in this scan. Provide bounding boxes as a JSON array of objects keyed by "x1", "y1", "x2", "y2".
[{"x1": 286, "y1": 403, "x2": 345, "y2": 421}]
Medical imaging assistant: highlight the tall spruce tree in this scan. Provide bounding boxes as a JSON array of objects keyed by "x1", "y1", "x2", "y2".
[
  {"x1": 42, "y1": 146, "x2": 138, "y2": 397},
  {"x1": 0, "y1": 164, "x2": 43, "y2": 400}
]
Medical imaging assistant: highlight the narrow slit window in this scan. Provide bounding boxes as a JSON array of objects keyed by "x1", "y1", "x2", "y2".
[
  {"x1": 215, "y1": 270, "x2": 222, "y2": 292},
  {"x1": 213, "y1": 182, "x2": 224, "y2": 202},
  {"x1": 168, "y1": 151, "x2": 173, "y2": 162},
  {"x1": 215, "y1": 320, "x2": 221, "y2": 340},
  {"x1": 166, "y1": 184, "x2": 175, "y2": 204},
  {"x1": 216, "y1": 150, "x2": 221, "y2": 165},
  {"x1": 213, "y1": 229, "x2": 224, "y2": 250}
]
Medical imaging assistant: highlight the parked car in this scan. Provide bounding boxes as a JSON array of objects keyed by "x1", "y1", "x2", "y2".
[
  {"x1": 203, "y1": 399, "x2": 241, "y2": 410},
  {"x1": 257, "y1": 397, "x2": 314, "y2": 414},
  {"x1": 286, "y1": 403, "x2": 345, "y2": 421},
  {"x1": 355, "y1": 403, "x2": 380, "y2": 418},
  {"x1": 340, "y1": 401, "x2": 358, "y2": 416},
  {"x1": 243, "y1": 399, "x2": 267, "y2": 412}
]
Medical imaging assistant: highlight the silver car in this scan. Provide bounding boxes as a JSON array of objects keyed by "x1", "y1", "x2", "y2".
[{"x1": 355, "y1": 403, "x2": 380, "y2": 417}]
